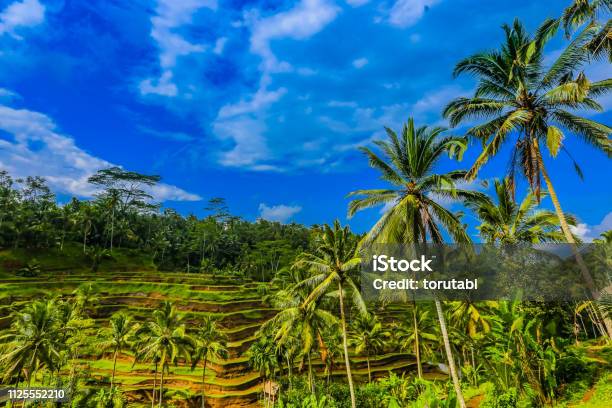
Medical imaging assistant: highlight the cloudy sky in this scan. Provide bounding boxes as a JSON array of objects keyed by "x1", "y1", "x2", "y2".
[{"x1": 0, "y1": 0, "x2": 610, "y2": 238}]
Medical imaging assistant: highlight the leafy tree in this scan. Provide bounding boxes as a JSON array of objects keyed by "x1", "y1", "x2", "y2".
[{"x1": 88, "y1": 167, "x2": 161, "y2": 251}]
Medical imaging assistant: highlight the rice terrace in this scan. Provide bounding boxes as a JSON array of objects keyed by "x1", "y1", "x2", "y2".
[{"x1": 0, "y1": 0, "x2": 611, "y2": 407}]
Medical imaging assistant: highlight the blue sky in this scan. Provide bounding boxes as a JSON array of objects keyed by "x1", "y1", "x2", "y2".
[{"x1": 0, "y1": 0, "x2": 610, "y2": 240}]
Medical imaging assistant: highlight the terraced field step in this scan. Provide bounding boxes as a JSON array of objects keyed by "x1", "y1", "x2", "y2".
[
  {"x1": 97, "y1": 295, "x2": 266, "y2": 313},
  {"x1": 83, "y1": 359, "x2": 262, "y2": 392}
]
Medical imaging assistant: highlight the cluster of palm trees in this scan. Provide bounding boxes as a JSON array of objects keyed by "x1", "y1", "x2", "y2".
[
  {"x1": 253, "y1": 3, "x2": 611, "y2": 406},
  {"x1": 0, "y1": 294, "x2": 227, "y2": 408},
  {"x1": 0, "y1": 0, "x2": 609, "y2": 406}
]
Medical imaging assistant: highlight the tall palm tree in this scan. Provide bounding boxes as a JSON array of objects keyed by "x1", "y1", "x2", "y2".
[
  {"x1": 137, "y1": 301, "x2": 194, "y2": 408},
  {"x1": 443, "y1": 19, "x2": 612, "y2": 337},
  {"x1": 98, "y1": 313, "x2": 137, "y2": 390},
  {"x1": 191, "y1": 315, "x2": 228, "y2": 408},
  {"x1": 467, "y1": 178, "x2": 577, "y2": 244},
  {"x1": 350, "y1": 313, "x2": 389, "y2": 382},
  {"x1": 293, "y1": 221, "x2": 366, "y2": 408},
  {"x1": 562, "y1": 0, "x2": 611, "y2": 60},
  {"x1": 0, "y1": 299, "x2": 61, "y2": 386},
  {"x1": 347, "y1": 118, "x2": 484, "y2": 407}
]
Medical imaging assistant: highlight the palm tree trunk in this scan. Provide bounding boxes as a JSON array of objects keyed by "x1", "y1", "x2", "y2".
[
  {"x1": 151, "y1": 362, "x2": 158, "y2": 408},
  {"x1": 539, "y1": 159, "x2": 612, "y2": 339},
  {"x1": 201, "y1": 358, "x2": 207, "y2": 408},
  {"x1": 110, "y1": 206, "x2": 115, "y2": 252},
  {"x1": 366, "y1": 353, "x2": 371, "y2": 382},
  {"x1": 110, "y1": 348, "x2": 118, "y2": 389},
  {"x1": 158, "y1": 367, "x2": 164, "y2": 408},
  {"x1": 434, "y1": 299, "x2": 466, "y2": 408},
  {"x1": 338, "y1": 281, "x2": 356, "y2": 408},
  {"x1": 308, "y1": 352, "x2": 314, "y2": 394},
  {"x1": 83, "y1": 227, "x2": 87, "y2": 253},
  {"x1": 412, "y1": 301, "x2": 423, "y2": 379},
  {"x1": 286, "y1": 353, "x2": 292, "y2": 389}
]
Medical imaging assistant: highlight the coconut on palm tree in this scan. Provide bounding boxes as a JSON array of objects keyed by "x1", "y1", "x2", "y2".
[
  {"x1": 191, "y1": 315, "x2": 228, "y2": 408},
  {"x1": 443, "y1": 18, "x2": 612, "y2": 337},
  {"x1": 347, "y1": 118, "x2": 486, "y2": 407},
  {"x1": 293, "y1": 221, "x2": 366, "y2": 408}
]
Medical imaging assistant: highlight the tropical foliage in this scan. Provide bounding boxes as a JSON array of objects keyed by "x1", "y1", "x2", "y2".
[{"x1": 0, "y1": 1, "x2": 610, "y2": 407}]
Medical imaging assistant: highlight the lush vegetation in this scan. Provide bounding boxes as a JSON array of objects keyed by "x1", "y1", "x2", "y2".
[{"x1": 0, "y1": 1, "x2": 610, "y2": 407}]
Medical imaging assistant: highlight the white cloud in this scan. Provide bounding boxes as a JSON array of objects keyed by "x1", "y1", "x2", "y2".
[
  {"x1": 352, "y1": 57, "x2": 368, "y2": 69},
  {"x1": 209, "y1": 0, "x2": 339, "y2": 170},
  {"x1": 571, "y1": 212, "x2": 612, "y2": 242},
  {"x1": 213, "y1": 37, "x2": 227, "y2": 55},
  {"x1": 0, "y1": 0, "x2": 44, "y2": 39},
  {"x1": 248, "y1": 0, "x2": 340, "y2": 73},
  {"x1": 213, "y1": 84, "x2": 288, "y2": 168},
  {"x1": 328, "y1": 100, "x2": 358, "y2": 108},
  {"x1": 0, "y1": 103, "x2": 201, "y2": 201},
  {"x1": 0, "y1": 88, "x2": 20, "y2": 101},
  {"x1": 411, "y1": 85, "x2": 468, "y2": 120},
  {"x1": 258, "y1": 203, "x2": 302, "y2": 223},
  {"x1": 346, "y1": 0, "x2": 370, "y2": 6},
  {"x1": 139, "y1": 71, "x2": 178, "y2": 97},
  {"x1": 218, "y1": 86, "x2": 287, "y2": 119},
  {"x1": 213, "y1": 115, "x2": 271, "y2": 167},
  {"x1": 388, "y1": 0, "x2": 440, "y2": 28},
  {"x1": 140, "y1": 0, "x2": 217, "y2": 97}
]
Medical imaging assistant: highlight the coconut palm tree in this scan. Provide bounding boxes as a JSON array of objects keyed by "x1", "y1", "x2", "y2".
[
  {"x1": 98, "y1": 313, "x2": 137, "y2": 390},
  {"x1": 320, "y1": 328, "x2": 343, "y2": 385},
  {"x1": 262, "y1": 286, "x2": 337, "y2": 394},
  {"x1": 137, "y1": 301, "x2": 194, "y2": 408},
  {"x1": 191, "y1": 315, "x2": 228, "y2": 408},
  {"x1": 347, "y1": 118, "x2": 484, "y2": 407},
  {"x1": 247, "y1": 336, "x2": 278, "y2": 408},
  {"x1": 350, "y1": 313, "x2": 389, "y2": 382},
  {"x1": 293, "y1": 221, "x2": 367, "y2": 408},
  {"x1": 443, "y1": 18, "x2": 612, "y2": 337},
  {"x1": 397, "y1": 305, "x2": 439, "y2": 379},
  {"x1": 0, "y1": 299, "x2": 61, "y2": 386},
  {"x1": 466, "y1": 178, "x2": 577, "y2": 244},
  {"x1": 562, "y1": 0, "x2": 611, "y2": 60}
]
